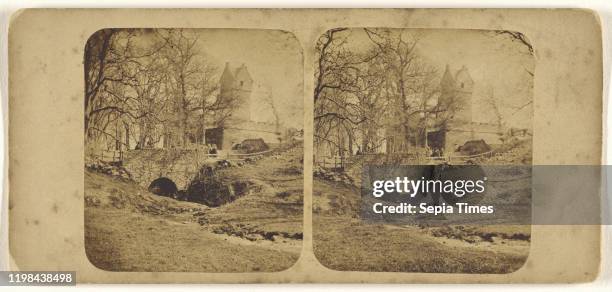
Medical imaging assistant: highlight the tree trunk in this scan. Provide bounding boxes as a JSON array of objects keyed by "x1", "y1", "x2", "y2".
[{"x1": 124, "y1": 122, "x2": 130, "y2": 150}]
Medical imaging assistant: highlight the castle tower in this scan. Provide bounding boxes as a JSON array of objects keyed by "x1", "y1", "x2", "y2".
[
  {"x1": 435, "y1": 65, "x2": 476, "y2": 153},
  {"x1": 453, "y1": 65, "x2": 475, "y2": 126},
  {"x1": 440, "y1": 64, "x2": 456, "y2": 100},
  {"x1": 219, "y1": 62, "x2": 254, "y2": 124},
  {"x1": 438, "y1": 65, "x2": 474, "y2": 126}
]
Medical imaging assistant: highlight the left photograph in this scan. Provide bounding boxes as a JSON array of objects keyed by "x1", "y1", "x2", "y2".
[{"x1": 83, "y1": 28, "x2": 304, "y2": 272}]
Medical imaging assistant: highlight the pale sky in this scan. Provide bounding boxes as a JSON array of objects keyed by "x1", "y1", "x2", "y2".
[{"x1": 192, "y1": 29, "x2": 304, "y2": 129}]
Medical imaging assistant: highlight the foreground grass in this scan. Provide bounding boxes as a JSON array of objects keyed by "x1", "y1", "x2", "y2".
[
  {"x1": 313, "y1": 179, "x2": 530, "y2": 274},
  {"x1": 86, "y1": 208, "x2": 299, "y2": 272}
]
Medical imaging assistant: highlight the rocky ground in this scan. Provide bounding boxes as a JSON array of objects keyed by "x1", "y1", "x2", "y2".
[
  {"x1": 475, "y1": 137, "x2": 532, "y2": 165},
  {"x1": 85, "y1": 144, "x2": 303, "y2": 272}
]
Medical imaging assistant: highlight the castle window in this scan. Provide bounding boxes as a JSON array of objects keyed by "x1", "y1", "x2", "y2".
[
  {"x1": 461, "y1": 82, "x2": 464, "y2": 88},
  {"x1": 240, "y1": 81, "x2": 244, "y2": 86}
]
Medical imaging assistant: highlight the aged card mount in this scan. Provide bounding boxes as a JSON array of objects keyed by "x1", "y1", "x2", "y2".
[{"x1": 8, "y1": 9, "x2": 603, "y2": 283}]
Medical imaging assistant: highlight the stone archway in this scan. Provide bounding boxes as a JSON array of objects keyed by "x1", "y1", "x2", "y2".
[{"x1": 148, "y1": 177, "x2": 178, "y2": 198}]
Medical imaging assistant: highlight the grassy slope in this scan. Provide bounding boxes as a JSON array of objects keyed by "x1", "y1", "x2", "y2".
[
  {"x1": 312, "y1": 178, "x2": 530, "y2": 274},
  {"x1": 85, "y1": 145, "x2": 303, "y2": 272},
  {"x1": 313, "y1": 139, "x2": 532, "y2": 273},
  {"x1": 203, "y1": 145, "x2": 304, "y2": 237},
  {"x1": 86, "y1": 208, "x2": 299, "y2": 272}
]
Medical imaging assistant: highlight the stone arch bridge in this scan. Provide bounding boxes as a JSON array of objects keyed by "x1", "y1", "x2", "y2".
[
  {"x1": 122, "y1": 149, "x2": 216, "y2": 190},
  {"x1": 121, "y1": 148, "x2": 270, "y2": 190}
]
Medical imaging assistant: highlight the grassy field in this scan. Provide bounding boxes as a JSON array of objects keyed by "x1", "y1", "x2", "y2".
[
  {"x1": 313, "y1": 178, "x2": 531, "y2": 274},
  {"x1": 85, "y1": 145, "x2": 303, "y2": 272}
]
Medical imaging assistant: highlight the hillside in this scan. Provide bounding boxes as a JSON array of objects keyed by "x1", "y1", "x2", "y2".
[
  {"x1": 312, "y1": 139, "x2": 532, "y2": 273},
  {"x1": 85, "y1": 145, "x2": 303, "y2": 272},
  {"x1": 313, "y1": 177, "x2": 531, "y2": 273}
]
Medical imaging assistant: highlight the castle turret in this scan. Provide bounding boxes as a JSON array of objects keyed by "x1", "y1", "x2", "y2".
[
  {"x1": 436, "y1": 64, "x2": 476, "y2": 153},
  {"x1": 219, "y1": 62, "x2": 254, "y2": 124},
  {"x1": 453, "y1": 65, "x2": 474, "y2": 125},
  {"x1": 440, "y1": 64, "x2": 456, "y2": 99}
]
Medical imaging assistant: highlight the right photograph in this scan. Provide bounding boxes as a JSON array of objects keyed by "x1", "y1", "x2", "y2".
[{"x1": 313, "y1": 28, "x2": 535, "y2": 273}]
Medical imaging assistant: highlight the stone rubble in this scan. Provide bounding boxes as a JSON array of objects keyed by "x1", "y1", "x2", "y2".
[
  {"x1": 313, "y1": 166, "x2": 354, "y2": 185},
  {"x1": 85, "y1": 159, "x2": 133, "y2": 181}
]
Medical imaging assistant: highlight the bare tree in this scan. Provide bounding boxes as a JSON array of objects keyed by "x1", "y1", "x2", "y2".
[
  {"x1": 314, "y1": 28, "x2": 365, "y2": 156},
  {"x1": 314, "y1": 28, "x2": 449, "y2": 156},
  {"x1": 490, "y1": 30, "x2": 535, "y2": 117},
  {"x1": 84, "y1": 29, "x2": 168, "y2": 147},
  {"x1": 314, "y1": 28, "x2": 348, "y2": 104},
  {"x1": 262, "y1": 88, "x2": 281, "y2": 134},
  {"x1": 84, "y1": 28, "x2": 122, "y2": 138},
  {"x1": 156, "y1": 29, "x2": 220, "y2": 147},
  {"x1": 364, "y1": 28, "x2": 435, "y2": 151},
  {"x1": 125, "y1": 54, "x2": 169, "y2": 148},
  {"x1": 483, "y1": 86, "x2": 504, "y2": 131}
]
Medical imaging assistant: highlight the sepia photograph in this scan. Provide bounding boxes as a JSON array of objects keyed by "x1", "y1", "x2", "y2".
[
  {"x1": 313, "y1": 28, "x2": 534, "y2": 273},
  {"x1": 83, "y1": 28, "x2": 304, "y2": 272},
  {"x1": 4, "y1": 7, "x2": 606, "y2": 286}
]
